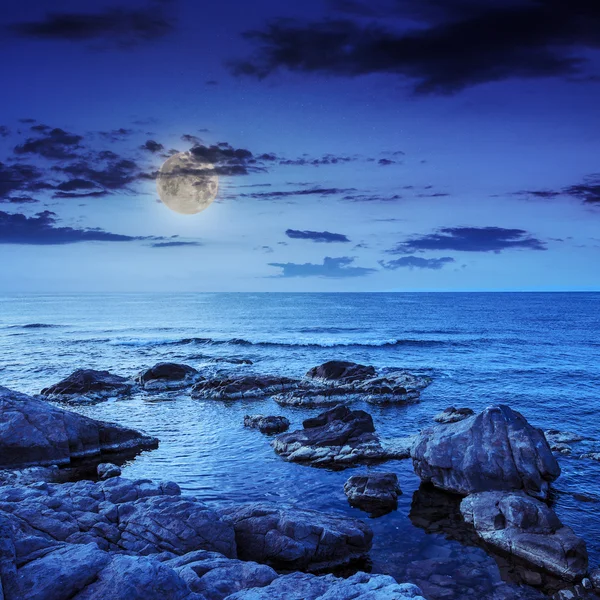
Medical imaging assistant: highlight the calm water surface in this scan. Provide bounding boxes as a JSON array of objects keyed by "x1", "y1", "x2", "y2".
[{"x1": 1, "y1": 293, "x2": 599, "y2": 599}]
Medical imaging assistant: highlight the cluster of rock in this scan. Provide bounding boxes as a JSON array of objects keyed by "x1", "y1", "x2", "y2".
[
  {"x1": 271, "y1": 405, "x2": 407, "y2": 468},
  {"x1": 243, "y1": 415, "x2": 290, "y2": 434},
  {"x1": 410, "y1": 404, "x2": 590, "y2": 584},
  {"x1": 37, "y1": 360, "x2": 432, "y2": 409},
  {"x1": 0, "y1": 474, "x2": 417, "y2": 600}
]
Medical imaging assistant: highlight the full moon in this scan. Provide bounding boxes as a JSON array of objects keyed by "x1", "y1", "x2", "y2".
[{"x1": 156, "y1": 151, "x2": 219, "y2": 215}]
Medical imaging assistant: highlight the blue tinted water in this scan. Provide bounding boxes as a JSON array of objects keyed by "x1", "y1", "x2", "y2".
[{"x1": 1, "y1": 292, "x2": 599, "y2": 599}]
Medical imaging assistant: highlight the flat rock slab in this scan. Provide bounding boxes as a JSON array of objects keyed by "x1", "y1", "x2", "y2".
[
  {"x1": 344, "y1": 473, "x2": 402, "y2": 517},
  {"x1": 0, "y1": 386, "x2": 158, "y2": 469},
  {"x1": 226, "y1": 571, "x2": 426, "y2": 600},
  {"x1": 412, "y1": 405, "x2": 560, "y2": 500},
  {"x1": 218, "y1": 503, "x2": 373, "y2": 572},
  {"x1": 191, "y1": 375, "x2": 300, "y2": 400},
  {"x1": 461, "y1": 491, "x2": 588, "y2": 581},
  {"x1": 244, "y1": 415, "x2": 290, "y2": 434}
]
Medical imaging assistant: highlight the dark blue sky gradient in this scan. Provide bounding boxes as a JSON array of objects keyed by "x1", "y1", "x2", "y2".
[{"x1": 1, "y1": 0, "x2": 599, "y2": 291}]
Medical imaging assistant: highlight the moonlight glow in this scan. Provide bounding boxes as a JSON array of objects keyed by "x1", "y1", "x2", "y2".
[{"x1": 156, "y1": 151, "x2": 219, "y2": 215}]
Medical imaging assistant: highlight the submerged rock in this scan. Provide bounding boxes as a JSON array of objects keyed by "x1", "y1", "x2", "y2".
[
  {"x1": 226, "y1": 571, "x2": 426, "y2": 600},
  {"x1": 412, "y1": 405, "x2": 560, "y2": 500},
  {"x1": 344, "y1": 473, "x2": 402, "y2": 517},
  {"x1": 433, "y1": 406, "x2": 474, "y2": 424},
  {"x1": 191, "y1": 375, "x2": 300, "y2": 401},
  {"x1": 461, "y1": 491, "x2": 588, "y2": 581},
  {"x1": 40, "y1": 369, "x2": 132, "y2": 402},
  {"x1": 0, "y1": 386, "x2": 158, "y2": 469},
  {"x1": 137, "y1": 362, "x2": 200, "y2": 391},
  {"x1": 271, "y1": 405, "x2": 400, "y2": 468},
  {"x1": 545, "y1": 430, "x2": 586, "y2": 455},
  {"x1": 244, "y1": 415, "x2": 290, "y2": 434},
  {"x1": 218, "y1": 503, "x2": 373, "y2": 572}
]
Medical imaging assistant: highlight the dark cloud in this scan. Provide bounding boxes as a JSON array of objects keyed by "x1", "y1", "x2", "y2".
[
  {"x1": 9, "y1": 4, "x2": 173, "y2": 48},
  {"x1": 0, "y1": 126, "x2": 10, "y2": 138},
  {"x1": 54, "y1": 157, "x2": 141, "y2": 191},
  {"x1": 241, "y1": 186, "x2": 355, "y2": 200},
  {"x1": 53, "y1": 191, "x2": 111, "y2": 199},
  {"x1": 285, "y1": 229, "x2": 350, "y2": 243},
  {"x1": 518, "y1": 174, "x2": 600, "y2": 206},
  {"x1": 279, "y1": 153, "x2": 355, "y2": 166},
  {"x1": 268, "y1": 256, "x2": 376, "y2": 278},
  {"x1": 231, "y1": 1, "x2": 600, "y2": 94},
  {"x1": 389, "y1": 226, "x2": 546, "y2": 254},
  {"x1": 99, "y1": 128, "x2": 134, "y2": 141},
  {"x1": 378, "y1": 158, "x2": 395, "y2": 166},
  {"x1": 0, "y1": 196, "x2": 38, "y2": 204},
  {"x1": 0, "y1": 161, "x2": 50, "y2": 200},
  {"x1": 0, "y1": 210, "x2": 146, "y2": 245},
  {"x1": 150, "y1": 241, "x2": 203, "y2": 248},
  {"x1": 56, "y1": 179, "x2": 99, "y2": 192},
  {"x1": 342, "y1": 192, "x2": 403, "y2": 202},
  {"x1": 140, "y1": 139, "x2": 165, "y2": 153},
  {"x1": 189, "y1": 142, "x2": 269, "y2": 176},
  {"x1": 379, "y1": 256, "x2": 455, "y2": 270},
  {"x1": 14, "y1": 128, "x2": 83, "y2": 160}
]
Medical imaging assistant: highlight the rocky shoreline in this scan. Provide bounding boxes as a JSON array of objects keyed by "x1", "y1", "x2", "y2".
[{"x1": 1, "y1": 360, "x2": 599, "y2": 599}]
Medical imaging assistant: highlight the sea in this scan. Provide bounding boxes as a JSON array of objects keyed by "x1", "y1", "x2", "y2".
[{"x1": 1, "y1": 292, "x2": 599, "y2": 599}]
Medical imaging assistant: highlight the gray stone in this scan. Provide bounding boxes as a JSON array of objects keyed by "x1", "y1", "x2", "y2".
[
  {"x1": 412, "y1": 405, "x2": 560, "y2": 500},
  {"x1": 306, "y1": 361, "x2": 376, "y2": 383},
  {"x1": 590, "y1": 568, "x2": 600, "y2": 588},
  {"x1": 461, "y1": 491, "x2": 588, "y2": 581},
  {"x1": 97, "y1": 463, "x2": 121, "y2": 480},
  {"x1": 218, "y1": 503, "x2": 372, "y2": 572},
  {"x1": 271, "y1": 405, "x2": 396, "y2": 468},
  {"x1": 226, "y1": 571, "x2": 427, "y2": 600},
  {"x1": 343, "y1": 473, "x2": 401, "y2": 516},
  {"x1": 40, "y1": 369, "x2": 132, "y2": 402},
  {"x1": 244, "y1": 415, "x2": 290, "y2": 434},
  {"x1": 191, "y1": 375, "x2": 300, "y2": 400},
  {"x1": 433, "y1": 406, "x2": 474, "y2": 424},
  {"x1": 0, "y1": 386, "x2": 158, "y2": 469},
  {"x1": 137, "y1": 363, "x2": 200, "y2": 391}
]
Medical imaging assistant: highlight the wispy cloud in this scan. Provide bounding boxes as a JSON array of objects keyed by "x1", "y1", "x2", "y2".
[
  {"x1": 285, "y1": 229, "x2": 350, "y2": 243},
  {"x1": 268, "y1": 256, "x2": 375, "y2": 278}
]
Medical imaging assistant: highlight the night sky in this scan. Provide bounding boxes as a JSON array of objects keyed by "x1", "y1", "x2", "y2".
[{"x1": 1, "y1": 0, "x2": 599, "y2": 291}]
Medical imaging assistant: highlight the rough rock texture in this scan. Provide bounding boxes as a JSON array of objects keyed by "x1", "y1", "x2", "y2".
[
  {"x1": 275, "y1": 365, "x2": 432, "y2": 407},
  {"x1": 165, "y1": 550, "x2": 278, "y2": 600},
  {"x1": 433, "y1": 406, "x2": 474, "y2": 424},
  {"x1": 97, "y1": 463, "x2": 122, "y2": 480},
  {"x1": 191, "y1": 375, "x2": 300, "y2": 401},
  {"x1": 306, "y1": 361, "x2": 376, "y2": 383},
  {"x1": 0, "y1": 386, "x2": 158, "y2": 469},
  {"x1": 40, "y1": 369, "x2": 132, "y2": 402},
  {"x1": 461, "y1": 491, "x2": 588, "y2": 581},
  {"x1": 137, "y1": 363, "x2": 199, "y2": 391},
  {"x1": 218, "y1": 503, "x2": 373, "y2": 572},
  {"x1": 226, "y1": 571, "x2": 426, "y2": 600},
  {"x1": 412, "y1": 405, "x2": 560, "y2": 500},
  {"x1": 343, "y1": 473, "x2": 401, "y2": 517},
  {"x1": 271, "y1": 405, "x2": 400, "y2": 468},
  {"x1": 544, "y1": 430, "x2": 585, "y2": 455},
  {"x1": 0, "y1": 477, "x2": 236, "y2": 558},
  {"x1": 243, "y1": 415, "x2": 290, "y2": 434}
]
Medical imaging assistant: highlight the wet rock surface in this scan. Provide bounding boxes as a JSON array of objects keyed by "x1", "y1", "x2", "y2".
[
  {"x1": 0, "y1": 386, "x2": 158, "y2": 469},
  {"x1": 137, "y1": 362, "x2": 200, "y2": 391},
  {"x1": 97, "y1": 462, "x2": 122, "y2": 480},
  {"x1": 434, "y1": 406, "x2": 474, "y2": 424},
  {"x1": 344, "y1": 473, "x2": 402, "y2": 517},
  {"x1": 217, "y1": 503, "x2": 373, "y2": 572},
  {"x1": 40, "y1": 369, "x2": 132, "y2": 402},
  {"x1": 226, "y1": 571, "x2": 427, "y2": 600},
  {"x1": 271, "y1": 405, "x2": 400, "y2": 468},
  {"x1": 305, "y1": 361, "x2": 376, "y2": 383},
  {"x1": 461, "y1": 491, "x2": 588, "y2": 581},
  {"x1": 191, "y1": 375, "x2": 301, "y2": 400},
  {"x1": 412, "y1": 405, "x2": 560, "y2": 500},
  {"x1": 243, "y1": 415, "x2": 290, "y2": 434}
]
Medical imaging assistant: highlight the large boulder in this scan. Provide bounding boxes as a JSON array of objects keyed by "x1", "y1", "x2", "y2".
[
  {"x1": 191, "y1": 375, "x2": 300, "y2": 401},
  {"x1": 40, "y1": 369, "x2": 132, "y2": 402},
  {"x1": 271, "y1": 405, "x2": 401, "y2": 468},
  {"x1": 226, "y1": 571, "x2": 426, "y2": 600},
  {"x1": 461, "y1": 491, "x2": 588, "y2": 581},
  {"x1": 0, "y1": 477, "x2": 236, "y2": 558},
  {"x1": 412, "y1": 405, "x2": 560, "y2": 500},
  {"x1": 218, "y1": 503, "x2": 373, "y2": 572},
  {"x1": 0, "y1": 386, "x2": 158, "y2": 469},
  {"x1": 306, "y1": 361, "x2": 376, "y2": 383},
  {"x1": 137, "y1": 363, "x2": 199, "y2": 391},
  {"x1": 343, "y1": 473, "x2": 401, "y2": 517}
]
